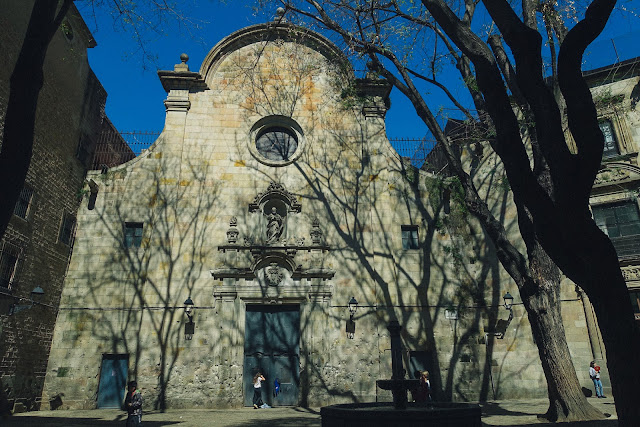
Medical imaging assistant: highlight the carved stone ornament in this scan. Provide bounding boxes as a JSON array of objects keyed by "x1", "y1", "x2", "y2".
[
  {"x1": 249, "y1": 182, "x2": 301, "y2": 213},
  {"x1": 266, "y1": 262, "x2": 284, "y2": 286},
  {"x1": 227, "y1": 216, "x2": 239, "y2": 244},
  {"x1": 265, "y1": 207, "x2": 284, "y2": 244},
  {"x1": 594, "y1": 168, "x2": 631, "y2": 185},
  {"x1": 622, "y1": 266, "x2": 640, "y2": 281},
  {"x1": 310, "y1": 218, "x2": 323, "y2": 245}
]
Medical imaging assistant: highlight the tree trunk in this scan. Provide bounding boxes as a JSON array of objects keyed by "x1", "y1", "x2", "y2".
[
  {"x1": 523, "y1": 246, "x2": 605, "y2": 422},
  {"x1": 0, "y1": 0, "x2": 70, "y2": 240},
  {"x1": 566, "y1": 222, "x2": 640, "y2": 425}
]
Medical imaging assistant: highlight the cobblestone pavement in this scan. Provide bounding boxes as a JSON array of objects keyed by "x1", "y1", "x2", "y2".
[{"x1": 2, "y1": 397, "x2": 617, "y2": 426}]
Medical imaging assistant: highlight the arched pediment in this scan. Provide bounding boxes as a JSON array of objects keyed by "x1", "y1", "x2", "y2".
[
  {"x1": 594, "y1": 162, "x2": 640, "y2": 186},
  {"x1": 249, "y1": 182, "x2": 301, "y2": 213},
  {"x1": 199, "y1": 22, "x2": 351, "y2": 82}
]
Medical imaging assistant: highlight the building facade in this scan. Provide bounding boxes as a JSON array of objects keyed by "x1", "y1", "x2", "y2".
[
  {"x1": 40, "y1": 20, "x2": 639, "y2": 410},
  {"x1": 0, "y1": 1, "x2": 106, "y2": 411},
  {"x1": 585, "y1": 58, "x2": 640, "y2": 324}
]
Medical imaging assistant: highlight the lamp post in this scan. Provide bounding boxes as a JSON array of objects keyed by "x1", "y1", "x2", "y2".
[
  {"x1": 348, "y1": 296, "x2": 358, "y2": 318},
  {"x1": 184, "y1": 296, "x2": 195, "y2": 340},
  {"x1": 9, "y1": 286, "x2": 45, "y2": 315},
  {"x1": 346, "y1": 296, "x2": 358, "y2": 339},
  {"x1": 503, "y1": 291, "x2": 514, "y2": 325},
  {"x1": 503, "y1": 292, "x2": 513, "y2": 310}
]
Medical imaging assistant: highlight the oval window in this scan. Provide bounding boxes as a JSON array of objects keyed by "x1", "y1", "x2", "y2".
[{"x1": 255, "y1": 126, "x2": 298, "y2": 161}]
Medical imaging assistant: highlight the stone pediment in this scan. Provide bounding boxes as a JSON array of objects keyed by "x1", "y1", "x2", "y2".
[
  {"x1": 248, "y1": 182, "x2": 301, "y2": 213},
  {"x1": 199, "y1": 22, "x2": 350, "y2": 83},
  {"x1": 594, "y1": 162, "x2": 640, "y2": 187}
]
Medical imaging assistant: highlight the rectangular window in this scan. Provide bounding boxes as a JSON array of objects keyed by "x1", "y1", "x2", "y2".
[
  {"x1": 402, "y1": 225, "x2": 419, "y2": 250},
  {"x1": 13, "y1": 185, "x2": 34, "y2": 219},
  {"x1": 59, "y1": 213, "x2": 76, "y2": 246},
  {"x1": 593, "y1": 201, "x2": 640, "y2": 238},
  {"x1": 592, "y1": 201, "x2": 640, "y2": 256},
  {"x1": 0, "y1": 242, "x2": 21, "y2": 289},
  {"x1": 599, "y1": 120, "x2": 619, "y2": 158},
  {"x1": 630, "y1": 290, "x2": 640, "y2": 322},
  {"x1": 124, "y1": 222, "x2": 144, "y2": 248}
]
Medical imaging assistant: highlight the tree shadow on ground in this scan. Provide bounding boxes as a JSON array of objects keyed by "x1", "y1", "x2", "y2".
[
  {"x1": 2, "y1": 416, "x2": 180, "y2": 426},
  {"x1": 480, "y1": 401, "x2": 615, "y2": 426}
]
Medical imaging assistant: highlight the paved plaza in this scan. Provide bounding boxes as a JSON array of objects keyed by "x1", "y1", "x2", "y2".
[{"x1": 2, "y1": 397, "x2": 617, "y2": 426}]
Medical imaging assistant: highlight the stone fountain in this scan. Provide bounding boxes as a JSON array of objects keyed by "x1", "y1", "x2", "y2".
[
  {"x1": 320, "y1": 320, "x2": 481, "y2": 427},
  {"x1": 376, "y1": 320, "x2": 420, "y2": 410}
]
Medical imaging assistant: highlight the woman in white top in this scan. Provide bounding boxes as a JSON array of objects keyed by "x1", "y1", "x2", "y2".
[
  {"x1": 252, "y1": 372, "x2": 266, "y2": 409},
  {"x1": 589, "y1": 361, "x2": 605, "y2": 398}
]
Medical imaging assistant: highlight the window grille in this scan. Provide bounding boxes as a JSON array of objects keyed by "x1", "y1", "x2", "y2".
[
  {"x1": 599, "y1": 120, "x2": 620, "y2": 158},
  {"x1": 630, "y1": 289, "x2": 640, "y2": 321},
  {"x1": 0, "y1": 241, "x2": 22, "y2": 289},
  {"x1": 59, "y1": 213, "x2": 76, "y2": 246},
  {"x1": 593, "y1": 201, "x2": 640, "y2": 257},
  {"x1": 13, "y1": 185, "x2": 34, "y2": 219}
]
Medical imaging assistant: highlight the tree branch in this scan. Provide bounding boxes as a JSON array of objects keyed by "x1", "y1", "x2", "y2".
[{"x1": 558, "y1": 0, "x2": 617, "y2": 205}]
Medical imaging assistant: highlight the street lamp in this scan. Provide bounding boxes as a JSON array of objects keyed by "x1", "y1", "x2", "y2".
[
  {"x1": 503, "y1": 292, "x2": 514, "y2": 310},
  {"x1": 184, "y1": 296, "x2": 195, "y2": 340},
  {"x1": 348, "y1": 296, "x2": 358, "y2": 318},
  {"x1": 9, "y1": 286, "x2": 45, "y2": 315},
  {"x1": 346, "y1": 297, "x2": 358, "y2": 339}
]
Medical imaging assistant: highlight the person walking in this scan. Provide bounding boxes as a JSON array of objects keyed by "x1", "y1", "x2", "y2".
[
  {"x1": 253, "y1": 372, "x2": 265, "y2": 409},
  {"x1": 412, "y1": 370, "x2": 431, "y2": 403},
  {"x1": 124, "y1": 380, "x2": 143, "y2": 425},
  {"x1": 589, "y1": 361, "x2": 605, "y2": 398}
]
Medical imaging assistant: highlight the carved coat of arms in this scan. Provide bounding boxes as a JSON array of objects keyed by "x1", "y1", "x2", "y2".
[{"x1": 266, "y1": 263, "x2": 284, "y2": 286}]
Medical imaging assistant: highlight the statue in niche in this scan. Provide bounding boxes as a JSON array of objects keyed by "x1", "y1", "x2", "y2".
[{"x1": 266, "y1": 207, "x2": 284, "y2": 244}]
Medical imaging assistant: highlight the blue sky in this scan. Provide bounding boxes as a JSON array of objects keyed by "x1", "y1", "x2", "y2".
[{"x1": 77, "y1": 2, "x2": 640, "y2": 140}]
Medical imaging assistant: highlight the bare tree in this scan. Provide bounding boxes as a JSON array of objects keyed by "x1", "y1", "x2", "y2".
[{"x1": 262, "y1": 0, "x2": 640, "y2": 423}]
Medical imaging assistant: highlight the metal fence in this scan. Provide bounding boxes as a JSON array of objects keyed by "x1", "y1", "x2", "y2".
[
  {"x1": 583, "y1": 32, "x2": 640, "y2": 72},
  {"x1": 92, "y1": 130, "x2": 439, "y2": 170},
  {"x1": 92, "y1": 130, "x2": 160, "y2": 170},
  {"x1": 389, "y1": 137, "x2": 437, "y2": 169}
]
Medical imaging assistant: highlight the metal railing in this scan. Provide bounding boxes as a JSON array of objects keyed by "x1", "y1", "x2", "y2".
[
  {"x1": 389, "y1": 137, "x2": 437, "y2": 169},
  {"x1": 583, "y1": 32, "x2": 640, "y2": 72},
  {"x1": 91, "y1": 130, "x2": 160, "y2": 170},
  {"x1": 92, "y1": 131, "x2": 439, "y2": 170}
]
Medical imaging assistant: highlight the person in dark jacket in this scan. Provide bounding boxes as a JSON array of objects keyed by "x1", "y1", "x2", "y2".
[{"x1": 124, "y1": 380, "x2": 143, "y2": 426}]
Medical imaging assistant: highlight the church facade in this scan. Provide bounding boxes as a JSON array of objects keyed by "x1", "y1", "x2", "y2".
[{"x1": 40, "y1": 19, "x2": 633, "y2": 410}]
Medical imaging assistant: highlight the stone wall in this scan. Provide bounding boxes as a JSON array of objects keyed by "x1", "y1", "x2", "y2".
[
  {"x1": 0, "y1": 1, "x2": 105, "y2": 411},
  {"x1": 41, "y1": 21, "x2": 632, "y2": 410}
]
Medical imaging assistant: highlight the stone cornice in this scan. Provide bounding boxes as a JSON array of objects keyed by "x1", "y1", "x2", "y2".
[{"x1": 157, "y1": 70, "x2": 208, "y2": 93}]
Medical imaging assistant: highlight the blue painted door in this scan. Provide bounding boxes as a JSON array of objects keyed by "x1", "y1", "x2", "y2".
[
  {"x1": 97, "y1": 354, "x2": 128, "y2": 408},
  {"x1": 244, "y1": 305, "x2": 300, "y2": 406}
]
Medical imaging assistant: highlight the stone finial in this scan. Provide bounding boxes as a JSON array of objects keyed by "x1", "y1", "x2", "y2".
[
  {"x1": 227, "y1": 216, "x2": 239, "y2": 244},
  {"x1": 311, "y1": 218, "x2": 323, "y2": 245},
  {"x1": 274, "y1": 7, "x2": 287, "y2": 22},
  {"x1": 174, "y1": 53, "x2": 190, "y2": 72}
]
